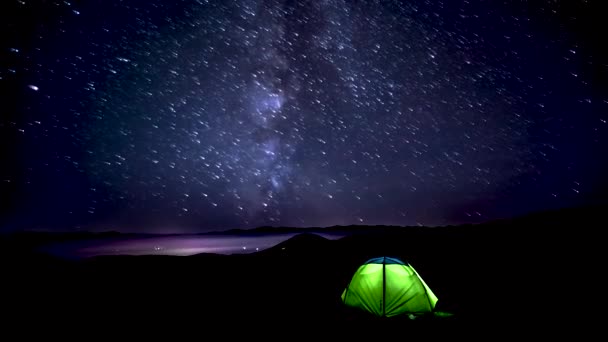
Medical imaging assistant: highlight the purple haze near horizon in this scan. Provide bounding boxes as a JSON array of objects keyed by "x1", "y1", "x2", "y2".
[{"x1": 40, "y1": 232, "x2": 346, "y2": 258}]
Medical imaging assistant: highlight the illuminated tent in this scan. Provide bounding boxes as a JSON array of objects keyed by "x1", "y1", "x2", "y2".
[{"x1": 341, "y1": 257, "x2": 438, "y2": 317}]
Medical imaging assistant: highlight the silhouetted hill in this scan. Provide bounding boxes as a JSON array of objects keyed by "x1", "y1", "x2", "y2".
[
  {"x1": 261, "y1": 232, "x2": 331, "y2": 254},
  {"x1": 1, "y1": 205, "x2": 604, "y2": 336}
]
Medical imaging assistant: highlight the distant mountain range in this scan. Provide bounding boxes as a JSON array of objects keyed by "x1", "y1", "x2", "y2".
[
  {"x1": 205, "y1": 203, "x2": 607, "y2": 235},
  {"x1": 1, "y1": 204, "x2": 605, "y2": 250}
]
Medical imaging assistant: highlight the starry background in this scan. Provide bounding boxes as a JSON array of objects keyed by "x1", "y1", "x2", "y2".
[{"x1": 1, "y1": 0, "x2": 605, "y2": 233}]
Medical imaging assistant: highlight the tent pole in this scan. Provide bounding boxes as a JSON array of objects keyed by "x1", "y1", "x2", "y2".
[{"x1": 382, "y1": 257, "x2": 386, "y2": 317}]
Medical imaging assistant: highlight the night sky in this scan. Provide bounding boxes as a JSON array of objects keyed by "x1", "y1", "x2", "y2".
[{"x1": 1, "y1": 0, "x2": 606, "y2": 233}]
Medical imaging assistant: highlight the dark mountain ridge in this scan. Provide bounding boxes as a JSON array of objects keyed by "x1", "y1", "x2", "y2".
[{"x1": 1, "y1": 204, "x2": 603, "y2": 336}]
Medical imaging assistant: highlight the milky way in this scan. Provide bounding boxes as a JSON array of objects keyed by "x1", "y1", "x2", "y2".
[{"x1": 1, "y1": 0, "x2": 605, "y2": 232}]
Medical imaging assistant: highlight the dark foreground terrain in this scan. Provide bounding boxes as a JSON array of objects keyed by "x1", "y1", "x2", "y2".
[{"x1": 1, "y1": 206, "x2": 603, "y2": 337}]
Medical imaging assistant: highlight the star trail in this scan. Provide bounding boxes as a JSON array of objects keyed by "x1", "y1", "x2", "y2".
[{"x1": 1, "y1": 0, "x2": 605, "y2": 232}]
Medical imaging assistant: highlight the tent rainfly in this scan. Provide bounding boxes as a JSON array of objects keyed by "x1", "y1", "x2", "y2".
[{"x1": 341, "y1": 256, "x2": 438, "y2": 317}]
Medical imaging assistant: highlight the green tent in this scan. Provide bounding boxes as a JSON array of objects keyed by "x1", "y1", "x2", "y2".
[{"x1": 341, "y1": 257, "x2": 438, "y2": 317}]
